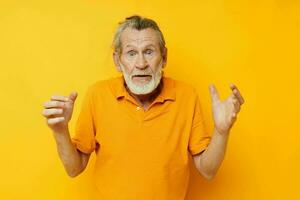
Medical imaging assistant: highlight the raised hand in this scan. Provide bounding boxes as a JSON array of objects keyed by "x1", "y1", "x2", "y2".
[
  {"x1": 209, "y1": 84, "x2": 244, "y2": 135},
  {"x1": 42, "y1": 92, "x2": 77, "y2": 134}
]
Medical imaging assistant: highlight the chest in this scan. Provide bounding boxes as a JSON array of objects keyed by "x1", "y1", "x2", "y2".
[{"x1": 93, "y1": 98, "x2": 194, "y2": 162}]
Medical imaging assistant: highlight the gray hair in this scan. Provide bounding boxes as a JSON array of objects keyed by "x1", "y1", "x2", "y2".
[{"x1": 113, "y1": 15, "x2": 166, "y2": 55}]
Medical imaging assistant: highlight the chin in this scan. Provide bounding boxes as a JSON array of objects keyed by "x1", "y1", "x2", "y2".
[
  {"x1": 131, "y1": 79, "x2": 152, "y2": 87},
  {"x1": 123, "y1": 71, "x2": 163, "y2": 95},
  {"x1": 127, "y1": 79, "x2": 158, "y2": 95}
]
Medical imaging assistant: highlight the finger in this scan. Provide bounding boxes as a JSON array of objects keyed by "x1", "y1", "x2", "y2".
[
  {"x1": 226, "y1": 111, "x2": 237, "y2": 130},
  {"x1": 43, "y1": 101, "x2": 65, "y2": 109},
  {"x1": 230, "y1": 84, "x2": 245, "y2": 105},
  {"x1": 42, "y1": 108, "x2": 63, "y2": 117},
  {"x1": 69, "y1": 91, "x2": 78, "y2": 102},
  {"x1": 209, "y1": 84, "x2": 220, "y2": 103},
  {"x1": 231, "y1": 96, "x2": 241, "y2": 113},
  {"x1": 232, "y1": 112, "x2": 237, "y2": 119},
  {"x1": 231, "y1": 112, "x2": 237, "y2": 123},
  {"x1": 47, "y1": 117, "x2": 65, "y2": 125},
  {"x1": 233, "y1": 89, "x2": 244, "y2": 105},
  {"x1": 51, "y1": 95, "x2": 69, "y2": 102}
]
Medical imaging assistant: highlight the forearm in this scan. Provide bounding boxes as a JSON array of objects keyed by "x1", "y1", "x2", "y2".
[
  {"x1": 198, "y1": 127, "x2": 229, "y2": 179},
  {"x1": 52, "y1": 129, "x2": 83, "y2": 177}
]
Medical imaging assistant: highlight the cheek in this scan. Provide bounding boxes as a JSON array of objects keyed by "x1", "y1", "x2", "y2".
[
  {"x1": 120, "y1": 57, "x2": 135, "y2": 73},
  {"x1": 150, "y1": 58, "x2": 163, "y2": 71}
]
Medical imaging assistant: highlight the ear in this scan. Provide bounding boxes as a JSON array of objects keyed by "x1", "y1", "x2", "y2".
[
  {"x1": 113, "y1": 51, "x2": 122, "y2": 72},
  {"x1": 162, "y1": 47, "x2": 168, "y2": 68}
]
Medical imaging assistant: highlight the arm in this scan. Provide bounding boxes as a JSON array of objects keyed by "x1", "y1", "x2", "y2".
[
  {"x1": 193, "y1": 84, "x2": 245, "y2": 180},
  {"x1": 42, "y1": 92, "x2": 91, "y2": 177},
  {"x1": 52, "y1": 129, "x2": 90, "y2": 177},
  {"x1": 193, "y1": 128, "x2": 229, "y2": 180}
]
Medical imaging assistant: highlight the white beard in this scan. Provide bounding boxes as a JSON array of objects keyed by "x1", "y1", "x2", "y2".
[{"x1": 119, "y1": 61, "x2": 163, "y2": 95}]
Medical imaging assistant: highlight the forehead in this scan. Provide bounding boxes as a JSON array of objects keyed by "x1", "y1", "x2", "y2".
[{"x1": 120, "y1": 28, "x2": 160, "y2": 48}]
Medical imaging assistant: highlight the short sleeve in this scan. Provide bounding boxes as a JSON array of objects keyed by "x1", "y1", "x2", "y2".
[
  {"x1": 71, "y1": 87, "x2": 97, "y2": 154},
  {"x1": 188, "y1": 92, "x2": 211, "y2": 156}
]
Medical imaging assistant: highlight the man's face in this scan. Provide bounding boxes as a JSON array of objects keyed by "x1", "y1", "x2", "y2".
[{"x1": 114, "y1": 28, "x2": 166, "y2": 95}]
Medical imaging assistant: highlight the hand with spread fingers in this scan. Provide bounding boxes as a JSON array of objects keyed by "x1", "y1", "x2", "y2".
[
  {"x1": 209, "y1": 84, "x2": 245, "y2": 135},
  {"x1": 42, "y1": 92, "x2": 78, "y2": 134}
]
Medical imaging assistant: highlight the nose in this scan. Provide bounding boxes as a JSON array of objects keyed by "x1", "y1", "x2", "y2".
[{"x1": 135, "y1": 53, "x2": 148, "y2": 70}]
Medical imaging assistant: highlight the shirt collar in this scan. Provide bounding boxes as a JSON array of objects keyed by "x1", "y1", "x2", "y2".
[{"x1": 109, "y1": 75, "x2": 176, "y2": 103}]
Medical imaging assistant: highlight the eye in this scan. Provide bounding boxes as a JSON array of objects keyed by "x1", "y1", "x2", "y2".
[
  {"x1": 127, "y1": 50, "x2": 137, "y2": 56},
  {"x1": 145, "y1": 49, "x2": 153, "y2": 55}
]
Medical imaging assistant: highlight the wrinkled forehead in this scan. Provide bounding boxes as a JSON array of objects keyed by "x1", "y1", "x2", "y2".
[{"x1": 120, "y1": 28, "x2": 160, "y2": 49}]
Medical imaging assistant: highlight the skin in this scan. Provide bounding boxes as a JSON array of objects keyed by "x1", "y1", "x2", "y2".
[
  {"x1": 192, "y1": 84, "x2": 245, "y2": 180},
  {"x1": 113, "y1": 28, "x2": 167, "y2": 110},
  {"x1": 42, "y1": 27, "x2": 245, "y2": 180},
  {"x1": 42, "y1": 92, "x2": 90, "y2": 177}
]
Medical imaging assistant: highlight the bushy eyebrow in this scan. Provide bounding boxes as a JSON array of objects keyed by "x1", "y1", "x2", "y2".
[
  {"x1": 144, "y1": 44, "x2": 156, "y2": 49},
  {"x1": 125, "y1": 44, "x2": 135, "y2": 48},
  {"x1": 124, "y1": 44, "x2": 156, "y2": 49}
]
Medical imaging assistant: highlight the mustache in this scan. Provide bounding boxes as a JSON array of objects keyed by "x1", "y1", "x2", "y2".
[
  {"x1": 130, "y1": 69, "x2": 154, "y2": 77},
  {"x1": 131, "y1": 73, "x2": 153, "y2": 77},
  {"x1": 122, "y1": 60, "x2": 164, "y2": 78}
]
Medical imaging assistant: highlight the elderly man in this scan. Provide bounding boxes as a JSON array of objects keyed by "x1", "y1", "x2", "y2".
[{"x1": 42, "y1": 15, "x2": 244, "y2": 199}]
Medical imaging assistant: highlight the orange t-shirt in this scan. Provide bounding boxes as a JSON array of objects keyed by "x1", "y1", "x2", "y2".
[{"x1": 71, "y1": 75, "x2": 211, "y2": 200}]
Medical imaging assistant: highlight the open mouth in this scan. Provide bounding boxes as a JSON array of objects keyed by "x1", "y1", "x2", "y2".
[
  {"x1": 132, "y1": 74, "x2": 152, "y2": 82},
  {"x1": 132, "y1": 74, "x2": 151, "y2": 77}
]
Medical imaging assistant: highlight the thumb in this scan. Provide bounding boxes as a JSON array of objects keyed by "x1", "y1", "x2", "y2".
[
  {"x1": 209, "y1": 84, "x2": 220, "y2": 103},
  {"x1": 69, "y1": 91, "x2": 78, "y2": 102}
]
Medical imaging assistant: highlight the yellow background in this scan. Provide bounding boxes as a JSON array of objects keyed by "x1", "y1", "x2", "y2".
[{"x1": 0, "y1": 0, "x2": 299, "y2": 199}]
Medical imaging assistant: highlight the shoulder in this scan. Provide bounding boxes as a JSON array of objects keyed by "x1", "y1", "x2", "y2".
[
  {"x1": 78, "y1": 77, "x2": 122, "y2": 103},
  {"x1": 164, "y1": 76, "x2": 198, "y2": 98},
  {"x1": 86, "y1": 76, "x2": 121, "y2": 94}
]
